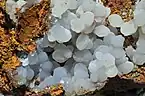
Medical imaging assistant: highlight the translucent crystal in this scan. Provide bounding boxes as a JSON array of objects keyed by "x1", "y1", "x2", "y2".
[
  {"x1": 71, "y1": 18, "x2": 85, "y2": 33},
  {"x1": 68, "y1": 0, "x2": 78, "y2": 9},
  {"x1": 73, "y1": 50, "x2": 93, "y2": 63},
  {"x1": 28, "y1": 52, "x2": 38, "y2": 65},
  {"x1": 59, "y1": 11, "x2": 77, "y2": 30},
  {"x1": 117, "y1": 61, "x2": 134, "y2": 74},
  {"x1": 81, "y1": 0, "x2": 96, "y2": 12},
  {"x1": 39, "y1": 70, "x2": 51, "y2": 81},
  {"x1": 94, "y1": 25, "x2": 111, "y2": 37},
  {"x1": 41, "y1": 35, "x2": 56, "y2": 48},
  {"x1": 64, "y1": 58, "x2": 75, "y2": 72},
  {"x1": 72, "y1": 78, "x2": 95, "y2": 95},
  {"x1": 76, "y1": 5, "x2": 84, "y2": 16},
  {"x1": 85, "y1": 38, "x2": 93, "y2": 49},
  {"x1": 52, "y1": 0, "x2": 69, "y2": 18},
  {"x1": 47, "y1": 32, "x2": 56, "y2": 42},
  {"x1": 102, "y1": 53, "x2": 115, "y2": 68},
  {"x1": 52, "y1": 49, "x2": 72, "y2": 63},
  {"x1": 93, "y1": 3, "x2": 107, "y2": 17},
  {"x1": 53, "y1": 67, "x2": 68, "y2": 82},
  {"x1": 103, "y1": 33, "x2": 115, "y2": 45},
  {"x1": 115, "y1": 56, "x2": 128, "y2": 65},
  {"x1": 76, "y1": 34, "x2": 91, "y2": 50},
  {"x1": 110, "y1": 35, "x2": 125, "y2": 47},
  {"x1": 94, "y1": 45, "x2": 112, "y2": 54},
  {"x1": 17, "y1": 67, "x2": 27, "y2": 78},
  {"x1": 90, "y1": 39, "x2": 104, "y2": 53},
  {"x1": 74, "y1": 63, "x2": 89, "y2": 79},
  {"x1": 88, "y1": 60, "x2": 104, "y2": 73},
  {"x1": 134, "y1": 9, "x2": 145, "y2": 26},
  {"x1": 52, "y1": 45, "x2": 72, "y2": 63},
  {"x1": 105, "y1": 66, "x2": 118, "y2": 77},
  {"x1": 26, "y1": 67, "x2": 34, "y2": 80},
  {"x1": 133, "y1": 53, "x2": 145, "y2": 65},
  {"x1": 125, "y1": 46, "x2": 135, "y2": 60},
  {"x1": 120, "y1": 20, "x2": 137, "y2": 36},
  {"x1": 41, "y1": 61, "x2": 53, "y2": 72},
  {"x1": 83, "y1": 23, "x2": 96, "y2": 34},
  {"x1": 108, "y1": 14, "x2": 124, "y2": 27},
  {"x1": 90, "y1": 68, "x2": 107, "y2": 82},
  {"x1": 51, "y1": 24, "x2": 72, "y2": 42},
  {"x1": 38, "y1": 76, "x2": 55, "y2": 89},
  {"x1": 38, "y1": 52, "x2": 48, "y2": 63},
  {"x1": 80, "y1": 11, "x2": 94, "y2": 27},
  {"x1": 110, "y1": 48, "x2": 126, "y2": 59},
  {"x1": 94, "y1": 51, "x2": 104, "y2": 60},
  {"x1": 90, "y1": 73, "x2": 98, "y2": 82}
]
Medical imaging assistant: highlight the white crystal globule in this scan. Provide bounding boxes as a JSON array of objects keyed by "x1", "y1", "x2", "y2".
[
  {"x1": 40, "y1": 35, "x2": 50, "y2": 47},
  {"x1": 81, "y1": 0, "x2": 96, "y2": 12},
  {"x1": 120, "y1": 20, "x2": 137, "y2": 36},
  {"x1": 103, "y1": 33, "x2": 115, "y2": 45},
  {"x1": 76, "y1": 6, "x2": 84, "y2": 16},
  {"x1": 102, "y1": 53, "x2": 115, "y2": 68},
  {"x1": 91, "y1": 39, "x2": 104, "y2": 52},
  {"x1": 94, "y1": 45, "x2": 112, "y2": 54},
  {"x1": 117, "y1": 61, "x2": 134, "y2": 74},
  {"x1": 88, "y1": 60, "x2": 104, "y2": 73},
  {"x1": 38, "y1": 76, "x2": 55, "y2": 89},
  {"x1": 26, "y1": 67, "x2": 34, "y2": 80},
  {"x1": 92, "y1": 68, "x2": 107, "y2": 82},
  {"x1": 76, "y1": 34, "x2": 91, "y2": 50},
  {"x1": 52, "y1": 0, "x2": 69, "y2": 18},
  {"x1": 133, "y1": 53, "x2": 145, "y2": 65},
  {"x1": 38, "y1": 52, "x2": 48, "y2": 63},
  {"x1": 105, "y1": 66, "x2": 118, "y2": 77},
  {"x1": 134, "y1": 9, "x2": 145, "y2": 26},
  {"x1": 52, "y1": 46, "x2": 72, "y2": 63},
  {"x1": 17, "y1": 67, "x2": 27, "y2": 78},
  {"x1": 41, "y1": 61, "x2": 53, "y2": 72},
  {"x1": 47, "y1": 32, "x2": 56, "y2": 42},
  {"x1": 74, "y1": 63, "x2": 89, "y2": 79},
  {"x1": 73, "y1": 50, "x2": 93, "y2": 63},
  {"x1": 108, "y1": 14, "x2": 124, "y2": 27},
  {"x1": 93, "y1": 3, "x2": 106, "y2": 17},
  {"x1": 53, "y1": 67, "x2": 68, "y2": 82},
  {"x1": 94, "y1": 25, "x2": 111, "y2": 37},
  {"x1": 80, "y1": 11, "x2": 94, "y2": 27},
  {"x1": 71, "y1": 18, "x2": 85, "y2": 33},
  {"x1": 110, "y1": 35, "x2": 125, "y2": 48},
  {"x1": 50, "y1": 24, "x2": 72, "y2": 42},
  {"x1": 125, "y1": 46, "x2": 135, "y2": 60},
  {"x1": 110, "y1": 48, "x2": 126, "y2": 59},
  {"x1": 90, "y1": 73, "x2": 99, "y2": 82},
  {"x1": 115, "y1": 56, "x2": 128, "y2": 66},
  {"x1": 94, "y1": 51, "x2": 104, "y2": 60},
  {"x1": 67, "y1": 0, "x2": 78, "y2": 9},
  {"x1": 59, "y1": 11, "x2": 77, "y2": 30},
  {"x1": 39, "y1": 70, "x2": 51, "y2": 81}
]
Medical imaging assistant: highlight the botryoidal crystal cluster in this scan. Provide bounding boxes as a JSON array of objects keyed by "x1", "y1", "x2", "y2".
[{"x1": 2, "y1": 0, "x2": 145, "y2": 95}]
